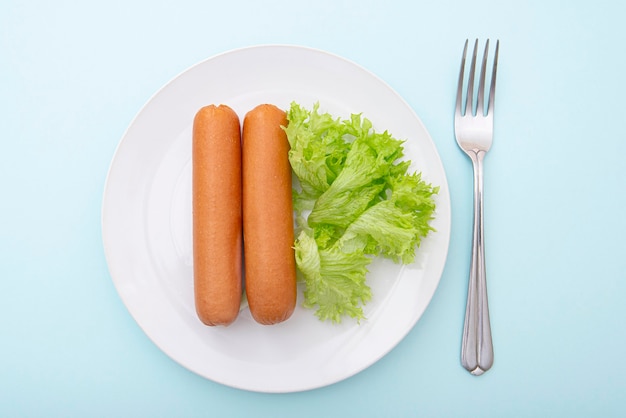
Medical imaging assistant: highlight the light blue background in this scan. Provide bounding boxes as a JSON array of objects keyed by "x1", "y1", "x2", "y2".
[{"x1": 2, "y1": 0, "x2": 625, "y2": 417}]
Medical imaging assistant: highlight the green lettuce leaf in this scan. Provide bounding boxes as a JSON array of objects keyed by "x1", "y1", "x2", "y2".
[
  {"x1": 294, "y1": 230, "x2": 371, "y2": 323},
  {"x1": 284, "y1": 102, "x2": 351, "y2": 211}
]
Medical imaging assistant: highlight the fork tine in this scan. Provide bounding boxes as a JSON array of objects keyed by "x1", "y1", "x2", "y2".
[
  {"x1": 477, "y1": 40, "x2": 489, "y2": 116},
  {"x1": 456, "y1": 39, "x2": 469, "y2": 117},
  {"x1": 466, "y1": 39, "x2": 479, "y2": 116},
  {"x1": 488, "y1": 40, "x2": 500, "y2": 114}
]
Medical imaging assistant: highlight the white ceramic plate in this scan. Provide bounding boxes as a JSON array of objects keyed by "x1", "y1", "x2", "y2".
[{"x1": 102, "y1": 45, "x2": 450, "y2": 393}]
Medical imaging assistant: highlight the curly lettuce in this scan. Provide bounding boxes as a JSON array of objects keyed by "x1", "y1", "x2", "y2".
[{"x1": 285, "y1": 102, "x2": 438, "y2": 322}]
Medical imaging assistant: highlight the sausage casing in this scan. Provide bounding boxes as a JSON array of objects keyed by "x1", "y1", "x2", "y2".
[
  {"x1": 193, "y1": 104, "x2": 242, "y2": 326},
  {"x1": 242, "y1": 104, "x2": 297, "y2": 325}
]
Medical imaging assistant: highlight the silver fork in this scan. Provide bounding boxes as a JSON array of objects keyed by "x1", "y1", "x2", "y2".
[{"x1": 455, "y1": 39, "x2": 499, "y2": 376}]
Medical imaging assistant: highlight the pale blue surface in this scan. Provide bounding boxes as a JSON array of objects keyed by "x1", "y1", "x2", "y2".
[{"x1": 2, "y1": 0, "x2": 625, "y2": 416}]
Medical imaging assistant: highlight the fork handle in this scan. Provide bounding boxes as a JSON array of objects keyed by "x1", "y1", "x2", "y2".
[{"x1": 461, "y1": 150, "x2": 494, "y2": 376}]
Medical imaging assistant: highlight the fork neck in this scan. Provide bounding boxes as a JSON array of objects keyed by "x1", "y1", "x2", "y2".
[
  {"x1": 468, "y1": 150, "x2": 486, "y2": 196},
  {"x1": 467, "y1": 149, "x2": 487, "y2": 165}
]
